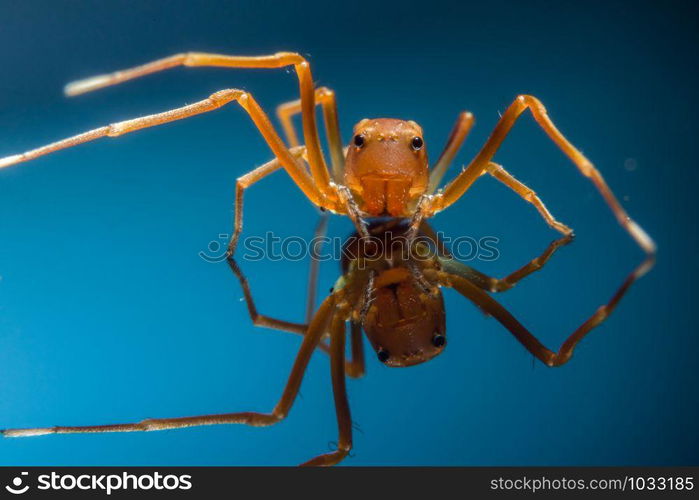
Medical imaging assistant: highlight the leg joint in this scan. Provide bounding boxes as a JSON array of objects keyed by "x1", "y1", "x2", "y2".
[
  {"x1": 316, "y1": 87, "x2": 335, "y2": 99},
  {"x1": 271, "y1": 408, "x2": 287, "y2": 422},
  {"x1": 274, "y1": 52, "x2": 306, "y2": 66},
  {"x1": 210, "y1": 89, "x2": 246, "y2": 105}
]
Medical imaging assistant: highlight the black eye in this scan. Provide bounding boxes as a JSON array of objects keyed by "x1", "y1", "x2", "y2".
[
  {"x1": 432, "y1": 334, "x2": 446, "y2": 348},
  {"x1": 354, "y1": 134, "x2": 365, "y2": 147},
  {"x1": 411, "y1": 136, "x2": 423, "y2": 150},
  {"x1": 377, "y1": 348, "x2": 390, "y2": 363}
]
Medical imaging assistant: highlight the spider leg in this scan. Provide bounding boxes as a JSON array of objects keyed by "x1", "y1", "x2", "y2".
[
  {"x1": 304, "y1": 213, "x2": 364, "y2": 378},
  {"x1": 301, "y1": 312, "x2": 353, "y2": 466},
  {"x1": 277, "y1": 87, "x2": 344, "y2": 181},
  {"x1": 417, "y1": 220, "x2": 452, "y2": 258},
  {"x1": 438, "y1": 233, "x2": 572, "y2": 293},
  {"x1": 227, "y1": 257, "x2": 308, "y2": 335},
  {"x1": 426, "y1": 95, "x2": 654, "y2": 292},
  {"x1": 228, "y1": 255, "x2": 365, "y2": 379},
  {"x1": 427, "y1": 111, "x2": 570, "y2": 235},
  {"x1": 227, "y1": 146, "x2": 307, "y2": 255},
  {"x1": 0, "y1": 89, "x2": 329, "y2": 212},
  {"x1": 483, "y1": 161, "x2": 572, "y2": 235},
  {"x1": 63, "y1": 52, "x2": 336, "y2": 204},
  {"x1": 433, "y1": 268, "x2": 638, "y2": 366},
  {"x1": 1, "y1": 296, "x2": 337, "y2": 437},
  {"x1": 306, "y1": 212, "x2": 331, "y2": 324},
  {"x1": 428, "y1": 111, "x2": 475, "y2": 193},
  {"x1": 337, "y1": 184, "x2": 371, "y2": 239},
  {"x1": 347, "y1": 320, "x2": 366, "y2": 379}
]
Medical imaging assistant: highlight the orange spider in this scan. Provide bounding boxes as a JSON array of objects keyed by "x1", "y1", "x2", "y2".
[
  {"x1": 0, "y1": 51, "x2": 655, "y2": 465},
  {"x1": 0, "y1": 51, "x2": 653, "y2": 262}
]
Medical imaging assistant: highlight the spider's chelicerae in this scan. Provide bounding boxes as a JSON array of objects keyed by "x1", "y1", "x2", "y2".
[{"x1": 0, "y1": 51, "x2": 655, "y2": 465}]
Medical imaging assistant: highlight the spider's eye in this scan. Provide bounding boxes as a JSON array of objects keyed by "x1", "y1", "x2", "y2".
[
  {"x1": 354, "y1": 134, "x2": 366, "y2": 148},
  {"x1": 411, "y1": 136, "x2": 424, "y2": 151},
  {"x1": 377, "y1": 348, "x2": 390, "y2": 363},
  {"x1": 432, "y1": 333, "x2": 446, "y2": 348}
]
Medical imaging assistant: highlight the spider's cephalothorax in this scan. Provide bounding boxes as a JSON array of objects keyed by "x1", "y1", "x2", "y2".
[{"x1": 344, "y1": 118, "x2": 428, "y2": 217}]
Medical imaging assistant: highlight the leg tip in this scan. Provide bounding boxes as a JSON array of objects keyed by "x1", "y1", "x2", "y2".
[
  {"x1": 64, "y1": 75, "x2": 112, "y2": 96},
  {"x1": 2, "y1": 427, "x2": 54, "y2": 438},
  {"x1": 0, "y1": 154, "x2": 23, "y2": 169}
]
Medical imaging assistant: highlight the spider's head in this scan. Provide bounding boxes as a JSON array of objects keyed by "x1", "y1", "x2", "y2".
[
  {"x1": 363, "y1": 269, "x2": 447, "y2": 368},
  {"x1": 344, "y1": 118, "x2": 428, "y2": 217}
]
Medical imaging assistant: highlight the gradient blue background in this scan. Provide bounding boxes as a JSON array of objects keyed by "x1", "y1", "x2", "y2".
[{"x1": 1, "y1": 0, "x2": 697, "y2": 465}]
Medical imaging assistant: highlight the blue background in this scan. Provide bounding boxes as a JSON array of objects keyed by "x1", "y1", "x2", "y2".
[{"x1": 1, "y1": 0, "x2": 697, "y2": 465}]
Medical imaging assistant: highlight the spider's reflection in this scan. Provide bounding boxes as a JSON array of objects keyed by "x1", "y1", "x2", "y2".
[
  {"x1": 228, "y1": 218, "x2": 579, "y2": 465},
  {"x1": 4, "y1": 217, "x2": 648, "y2": 466}
]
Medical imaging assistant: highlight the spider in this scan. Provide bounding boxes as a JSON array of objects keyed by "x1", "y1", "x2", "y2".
[
  {"x1": 1, "y1": 51, "x2": 655, "y2": 465},
  {"x1": 0, "y1": 51, "x2": 653, "y2": 260}
]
